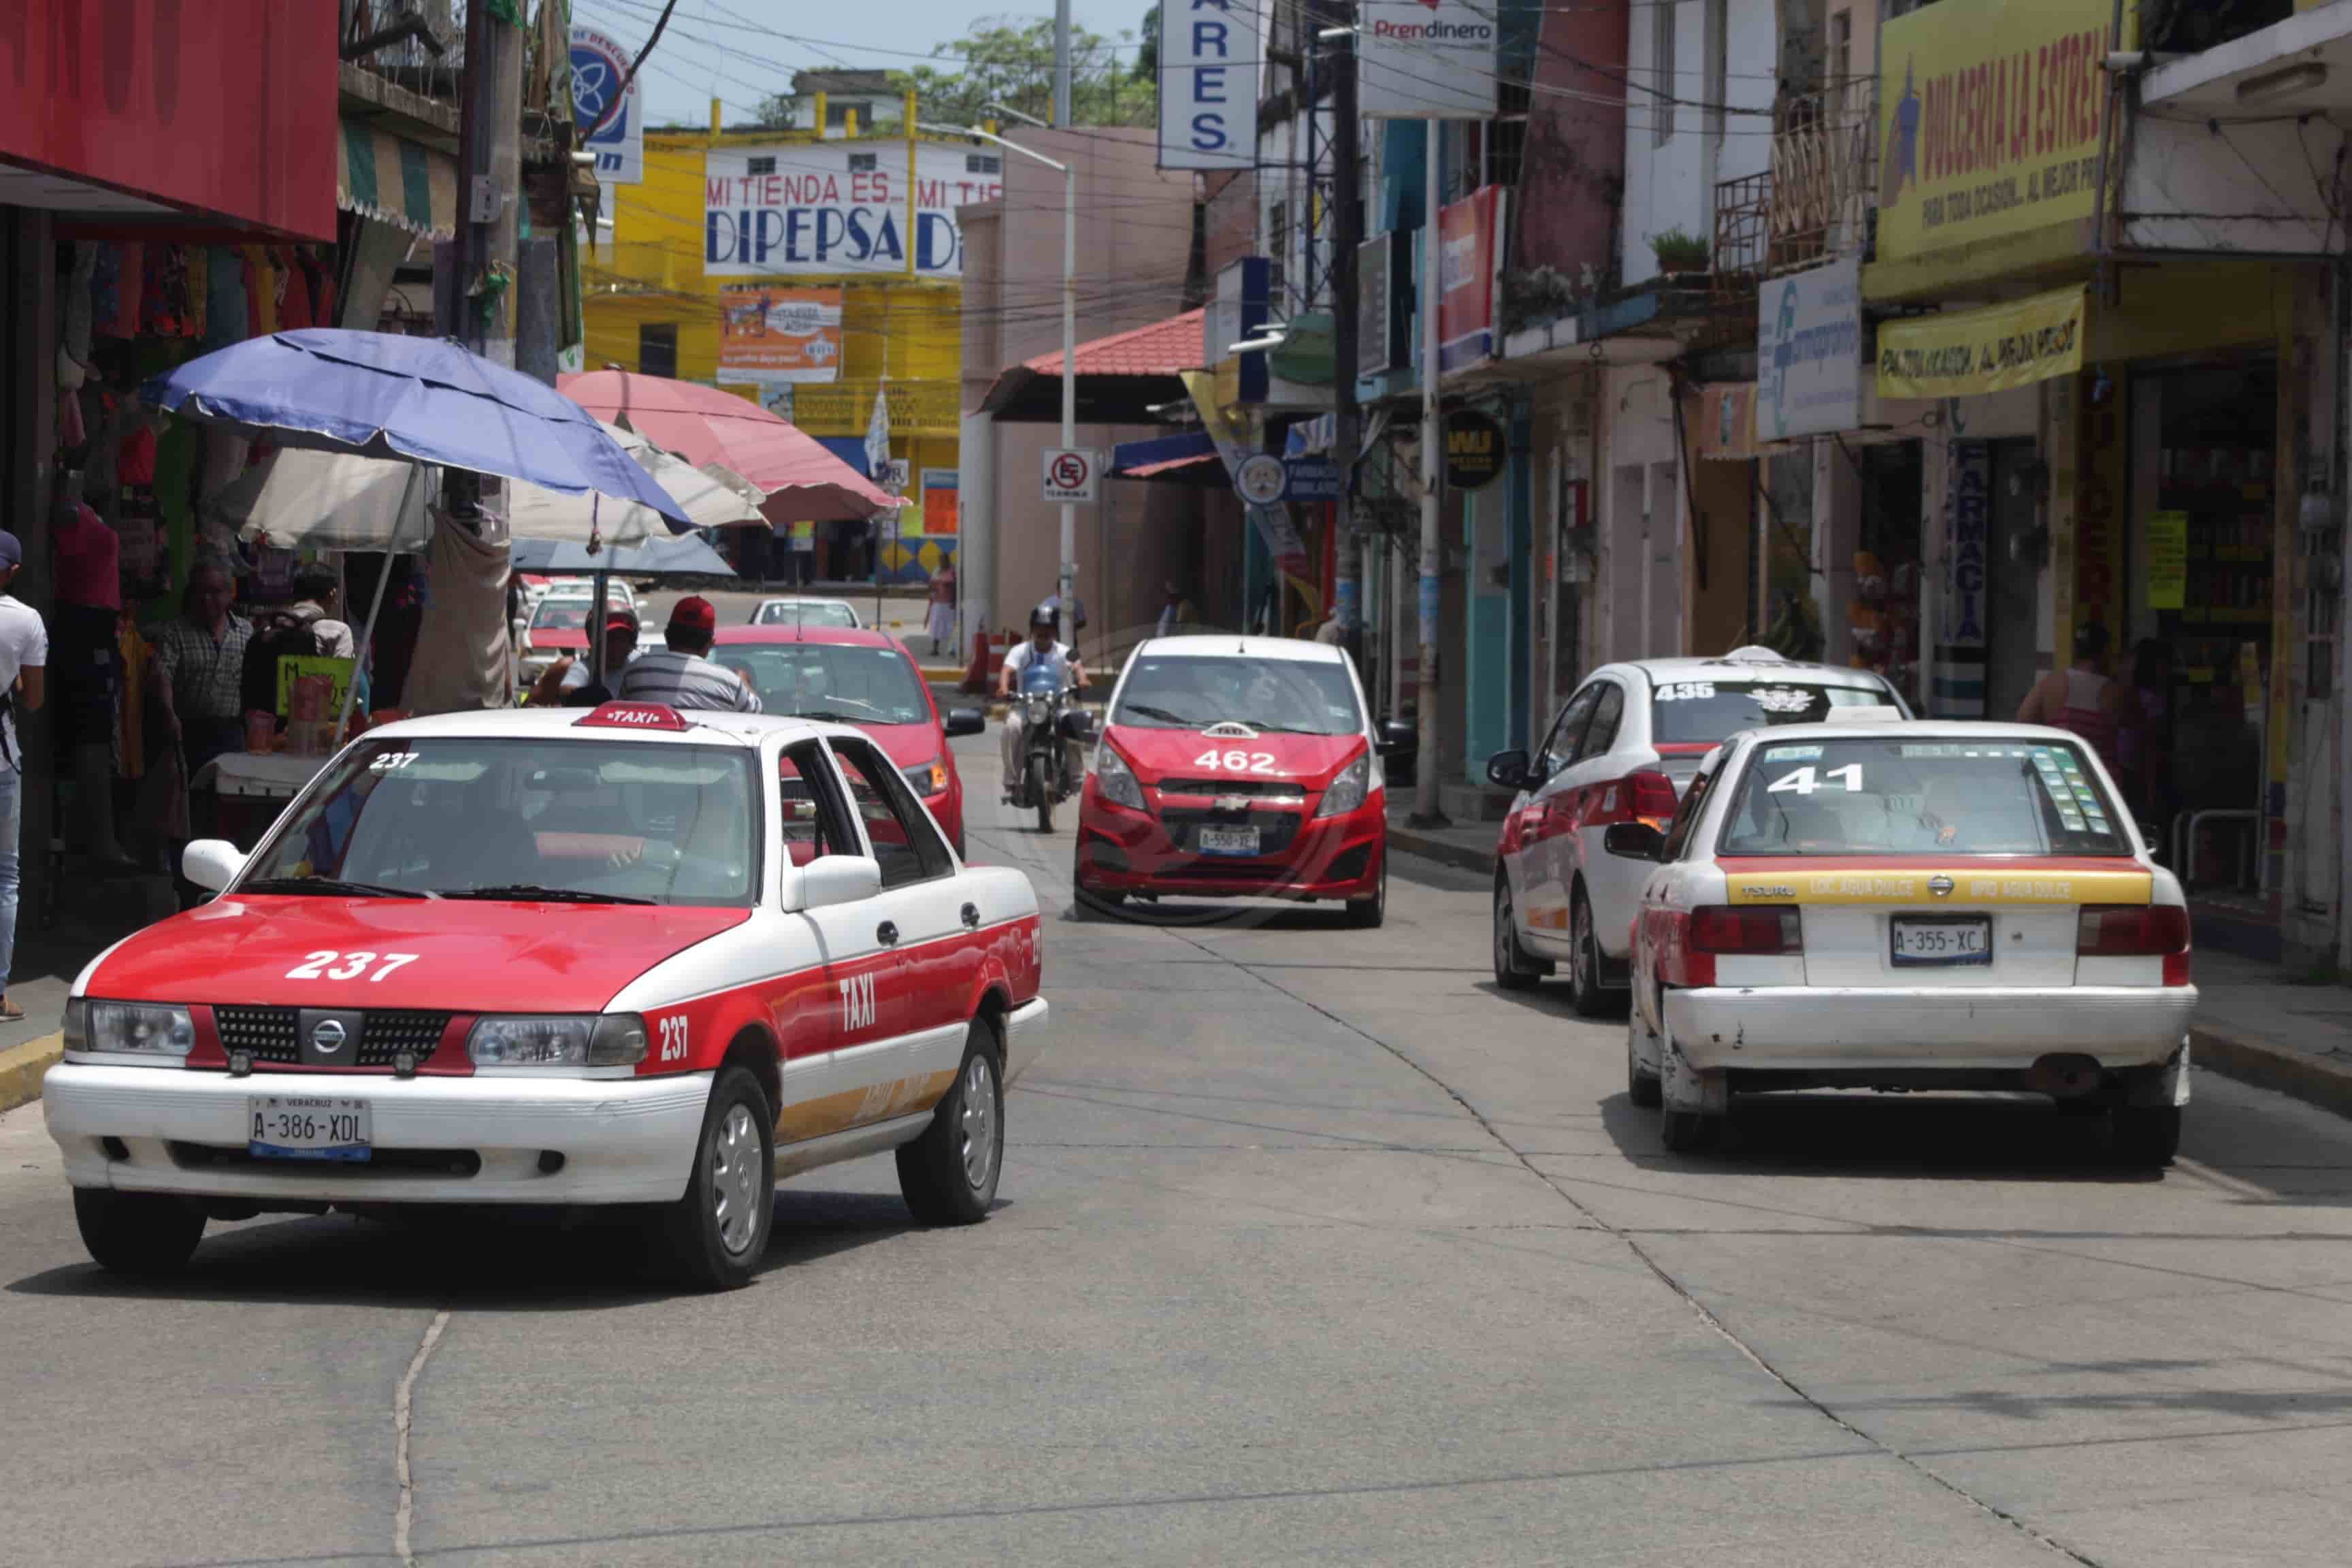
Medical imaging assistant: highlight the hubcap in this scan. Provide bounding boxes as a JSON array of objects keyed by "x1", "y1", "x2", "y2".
[
  {"x1": 1573, "y1": 900, "x2": 1593, "y2": 989},
  {"x1": 710, "y1": 1102, "x2": 765, "y2": 1257},
  {"x1": 958, "y1": 1056, "x2": 998, "y2": 1190}
]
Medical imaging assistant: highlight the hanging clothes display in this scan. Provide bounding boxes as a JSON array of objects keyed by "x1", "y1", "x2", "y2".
[{"x1": 402, "y1": 511, "x2": 514, "y2": 715}]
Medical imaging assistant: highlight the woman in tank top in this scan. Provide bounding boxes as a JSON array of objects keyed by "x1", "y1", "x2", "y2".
[{"x1": 2017, "y1": 621, "x2": 2121, "y2": 765}]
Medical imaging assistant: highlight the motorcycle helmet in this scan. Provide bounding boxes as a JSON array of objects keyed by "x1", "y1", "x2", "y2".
[{"x1": 1029, "y1": 604, "x2": 1057, "y2": 631}]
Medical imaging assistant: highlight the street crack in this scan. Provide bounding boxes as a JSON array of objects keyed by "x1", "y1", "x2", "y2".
[{"x1": 395, "y1": 1310, "x2": 451, "y2": 1567}]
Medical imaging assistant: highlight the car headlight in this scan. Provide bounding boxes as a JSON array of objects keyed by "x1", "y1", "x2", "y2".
[
  {"x1": 1094, "y1": 743, "x2": 1145, "y2": 810},
  {"x1": 70, "y1": 999, "x2": 194, "y2": 1059},
  {"x1": 902, "y1": 756, "x2": 950, "y2": 796},
  {"x1": 468, "y1": 1014, "x2": 647, "y2": 1070},
  {"x1": 1313, "y1": 753, "x2": 1372, "y2": 819}
]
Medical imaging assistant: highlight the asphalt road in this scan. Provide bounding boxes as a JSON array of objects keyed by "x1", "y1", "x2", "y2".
[{"x1": 5, "y1": 734, "x2": 2352, "y2": 1566}]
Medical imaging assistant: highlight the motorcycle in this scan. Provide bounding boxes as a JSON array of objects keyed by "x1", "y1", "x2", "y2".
[{"x1": 1007, "y1": 665, "x2": 1094, "y2": 833}]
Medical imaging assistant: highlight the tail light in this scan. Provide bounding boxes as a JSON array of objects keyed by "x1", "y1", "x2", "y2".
[
  {"x1": 2077, "y1": 904, "x2": 2192, "y2": 985},
  {"x1": 1596, "y1": 768, "x2": 1679, "y2": 828},
  {"x1": 1688, "y1": 905, "x2": 1803, "y2": 956}
]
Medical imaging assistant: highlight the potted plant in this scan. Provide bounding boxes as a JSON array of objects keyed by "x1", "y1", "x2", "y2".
[{"x1": 1650, "y1": 228, "x2": 1710, "y2": 277}]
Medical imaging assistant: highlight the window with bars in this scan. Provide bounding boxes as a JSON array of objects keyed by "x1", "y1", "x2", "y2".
[
  {"x1": 638, "y1": 323, "x2": 678, "y2": 379},
  {"x1": 1268, "y1": 199, "x2": 1290, "y2": 304},
  {"x1": 747, "y1": 155, "x2": 776, "y2": 176}
]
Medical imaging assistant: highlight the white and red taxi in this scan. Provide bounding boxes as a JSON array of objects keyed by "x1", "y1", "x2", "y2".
[
  {"x1": 1614, "y1": 718, "x2": 2195, "y2": 1164},
  {"x1": 43, "y1": 702, "x2": 1050, "y2": 1290},
  {"x1": 1490, "y1": 649, "x2": 1906, "y2": 1015},
  {"x1": 1073, "y1": 636, "x2": 1390, "y2": 925}
]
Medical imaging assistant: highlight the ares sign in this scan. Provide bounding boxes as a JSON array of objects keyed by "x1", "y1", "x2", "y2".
[
  {"x1": 1158, "y1": 0, "x2": 1257, "y2": 170},
  {"x1": 1042, "y1": 448, "x2": 1103, "y2": 504}
]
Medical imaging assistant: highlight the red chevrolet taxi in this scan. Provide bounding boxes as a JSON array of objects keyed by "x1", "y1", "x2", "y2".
[
  {"x1": 1073, "y1": 635, "x2": 1390, "y2": 925},
  {"x1": 711, "y1": 624, "x2": 985, "y2": 856}
]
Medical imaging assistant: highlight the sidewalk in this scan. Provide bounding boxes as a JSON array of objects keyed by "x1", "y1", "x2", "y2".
[{"x1": 1383, "y1": 803, "x2": 2352, "y2": 1122}]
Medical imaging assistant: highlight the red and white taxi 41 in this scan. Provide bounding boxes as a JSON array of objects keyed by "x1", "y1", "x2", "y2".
[
  {"x1": 44, "y1": 703, "x2": 1050, "y2": 1290},
  {"x1": 1614, "y1": 719, "x2": 2195, "y2": 1164}
]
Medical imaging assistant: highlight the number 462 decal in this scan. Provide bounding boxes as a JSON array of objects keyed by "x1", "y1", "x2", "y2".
[
  {"x1": 1192, "y1": 749, "x2": 1275, "y2": 774},
  {"x1": 285, "y1": 951, "x2": 421, "y2": 982}
]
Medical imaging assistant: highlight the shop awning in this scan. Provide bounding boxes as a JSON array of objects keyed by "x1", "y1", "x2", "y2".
[
  {"x1": 338, "y1": 118, "x2": 457, "y2": 240},
  {"x1": 1111, "y1": 430, "x2": 1217, "y2": 477},
  {"x1": 979, "y1": 308, "x2": 1207, "y2": 424}
]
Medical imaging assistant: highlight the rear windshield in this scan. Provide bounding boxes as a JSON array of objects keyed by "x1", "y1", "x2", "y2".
[
  {"x1": 1114, "y1": 655, "x2": 1362, "y2": 735},
  {"x1": 710, "y1": 642, "x2": 930, "y2": 725},
  {"x1": 1649, "y1": 679, "x2": 1891, "y2": 744},
  {"x1": 756, "y1": 600, "x2": 859, "y2": 628},
  {"x1": 1716, "y1": 738, "x2": 2132, "y2": 858}
]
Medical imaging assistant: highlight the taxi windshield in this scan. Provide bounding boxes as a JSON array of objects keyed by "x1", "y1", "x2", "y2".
[
  {"x1": 1113, "y1": 656, "x2": 1362, "y2": 735},
  {"x1": 755, "y1": 600, "x2": 858, "y2": 627},
  {"x1": 1650, "y1": 679, "x2": 1891, "y2": 744},
  {"x1": 241, "y1": 737, "x2": 762, "y2": 905},
  {"x1": 1717, "y1": 737, "x2": 2133, "y2": 858},
  {"x1": 710, "y1": 642, "x2": 929, "y2": 725}
]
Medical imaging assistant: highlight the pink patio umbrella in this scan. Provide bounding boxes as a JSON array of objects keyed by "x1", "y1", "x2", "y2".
[{"x1": 557, "y1": 370, "x2": 906, "y2": 525}]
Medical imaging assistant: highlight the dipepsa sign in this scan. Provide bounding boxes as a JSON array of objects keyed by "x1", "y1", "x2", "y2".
[{"x1": 703, "y1": 145, "x2": 1002, "y2": 278}]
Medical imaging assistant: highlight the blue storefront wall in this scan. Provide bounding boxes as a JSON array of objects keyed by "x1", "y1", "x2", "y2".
[{"x1": 1458, "y1": 400, "x2": 1535, "y2": 781}]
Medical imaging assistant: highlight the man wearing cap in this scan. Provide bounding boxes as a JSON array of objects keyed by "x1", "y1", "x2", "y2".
[
  {"x1": 615, "y1": 595, "x2": 761, "y2": 713},
  {"x1": 0, "y1": 532, "x2": 46, "y2": 1019},
  {"x1": 528, "y1": 604, "x2": 640, "y2": 708}
]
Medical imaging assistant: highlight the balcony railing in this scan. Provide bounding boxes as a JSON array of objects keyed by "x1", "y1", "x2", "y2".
[
  {"x1": 1768, "y1": 86, "x2": 1874, "y2": 272},
  {"x1": 342, "y1": 0, "x2": 464, "y2": 105}
]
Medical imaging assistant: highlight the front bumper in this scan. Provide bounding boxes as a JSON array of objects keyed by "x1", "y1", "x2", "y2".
[
  {"x1": 1003, "y1": 996, "x2": 1049, "y2": 1085},
  {"x1": 44, "y1": 1064, "x2": 713, "y2": 1206},
  {"x1": 1663, "y1": 985, "x2": 2198, "y2": 1074},
  {"x1": 1075, "y1": 793, "x2": 1384, "y2": 900}
]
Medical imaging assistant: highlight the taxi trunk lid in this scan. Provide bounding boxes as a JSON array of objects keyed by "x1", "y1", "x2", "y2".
[{"x1": 1717, "y1": 858, "x2": 2154, "y2": 988}]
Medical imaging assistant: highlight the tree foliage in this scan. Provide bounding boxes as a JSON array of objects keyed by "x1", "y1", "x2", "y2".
[{"x1": 901, "y1": 14, "x2": 1155, "y2": 129}]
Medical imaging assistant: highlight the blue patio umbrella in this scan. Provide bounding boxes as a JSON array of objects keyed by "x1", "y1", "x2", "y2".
[
  {"x1": 510, "y1": 533, "x2": 735, "y2": 577},
  {"x1": 144, "y1": 329, "x2": 689, "y2": 527}
]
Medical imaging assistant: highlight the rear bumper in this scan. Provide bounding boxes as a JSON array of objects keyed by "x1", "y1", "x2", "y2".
[
  {"x1": 1664, "y1": 985, "x2": 2198, "y2": 1074},
  {"x1": 44, "y1": 1063, "x2": 711, "y2": 1206},
  {"x1": 1075, "y1": 793, "x2": 1384, "y2": 900}
]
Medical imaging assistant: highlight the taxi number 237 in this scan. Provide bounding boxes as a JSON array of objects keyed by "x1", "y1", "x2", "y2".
[
  {"x1": 284, "y1": 951, "x2": 421, "y2": 983},
  {"x1": 1192, "y1": 749, "x2": 1276, "y2": 774}
]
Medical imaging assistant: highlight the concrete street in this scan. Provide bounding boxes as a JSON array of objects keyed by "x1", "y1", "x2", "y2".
[{"x1": 4, "y1": 732, "x2": 2352, "y2": 1566}]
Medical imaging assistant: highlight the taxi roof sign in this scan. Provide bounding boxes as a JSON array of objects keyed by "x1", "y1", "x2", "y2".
[{"x1": 576, "y1": 702, "x2": 691, "y2": 732}]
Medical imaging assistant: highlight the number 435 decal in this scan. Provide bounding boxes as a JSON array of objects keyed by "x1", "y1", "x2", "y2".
[
  {"x1": 1192, "y1": 749, "x2": 1275, "y2": 773},
  {"x1": 284, "y1": 951, "x2": 421, "y2": 982}
]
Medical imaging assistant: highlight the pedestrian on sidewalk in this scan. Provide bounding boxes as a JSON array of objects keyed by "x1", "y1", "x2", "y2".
[
  {"x1": 0, "y1": 532, "x2": 48, "y2": 1020},
  {"x1": 148, "y1": 559, "x2": 249, "y2": 777},
  {"x1": 926, "y1": 561, "x2": 957, "y2": 656},
  {"x1": 2017, "y1": 621, "x2": 2121, "y2": 766}
]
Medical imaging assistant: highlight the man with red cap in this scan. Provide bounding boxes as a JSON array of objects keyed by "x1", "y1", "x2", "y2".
[
  {"x1": 527, "y1": 603, "x2": 641, "y2": 708},
  {"x1": 615, "y1": 595, "x2": 760, "y2": 713}
]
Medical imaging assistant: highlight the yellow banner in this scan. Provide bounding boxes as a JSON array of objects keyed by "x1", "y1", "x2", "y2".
[
  {"x1": 1875, "y1": 0, "x2": 2122, "y2": 263},
  {"x1": 1726, "y1": 868, "x2": 2153, "y2": 906},
  {"x1": 1876, "y1": 286, "x2": 2085, "y2": 399},
  {"x1": 791, "y1": 378, "x2": 960, "y2": 436}
]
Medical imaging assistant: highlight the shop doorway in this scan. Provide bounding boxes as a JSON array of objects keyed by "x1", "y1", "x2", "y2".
[{"x1": 1983, "y1": 439, "x2": 2042, "y2": 720}]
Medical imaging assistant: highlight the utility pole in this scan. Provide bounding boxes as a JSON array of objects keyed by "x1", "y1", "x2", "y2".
[
  {"x1": 1411, "y1": 122, "x2": 1446, "y2": 826},
  {"x1": 1326, "y1": 3, "x2": 1362, "y2": 660},
  {"x1": 1053, "y1": 0, "x2": 1073, "y2": 127}
]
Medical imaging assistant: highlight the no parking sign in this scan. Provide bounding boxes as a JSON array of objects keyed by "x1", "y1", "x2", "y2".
[{"x1": 1041, "y1": 448, "x2": 1102, "y2": 504}]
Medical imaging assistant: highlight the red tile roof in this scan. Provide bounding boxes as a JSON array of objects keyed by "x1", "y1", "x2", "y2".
[{"x1": 1023, "y1": 308, "x2": 1205, "y2": 378}]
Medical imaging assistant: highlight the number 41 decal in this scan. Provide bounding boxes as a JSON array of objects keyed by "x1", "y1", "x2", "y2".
[
  {"x1": 285, "y1": 951, "x2": 422, "y2": 983},
  {"x1": 1766, "y1": 764, "x2": 1863, "y2": 796}
]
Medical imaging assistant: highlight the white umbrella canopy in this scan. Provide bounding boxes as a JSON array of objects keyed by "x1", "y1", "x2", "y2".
[{"x1": 208, "y1": 421, "x2": 764, "y2": 551}]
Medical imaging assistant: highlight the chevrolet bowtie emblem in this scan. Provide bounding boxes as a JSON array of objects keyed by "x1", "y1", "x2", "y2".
[{"x1": 1213, "y1": 795, "x2": 1253, "y2": 812}]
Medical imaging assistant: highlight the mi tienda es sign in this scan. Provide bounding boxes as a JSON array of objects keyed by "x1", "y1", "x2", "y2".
[
  {"x1": 0, "y1": 0, "x2": 337, "y2": 239},
  {"x1": 1875, "y1": 0, "x2": 2121, "y2": 263}
]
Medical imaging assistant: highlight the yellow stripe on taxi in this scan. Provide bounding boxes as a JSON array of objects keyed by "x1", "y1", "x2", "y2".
[{"x1": 1724, "y1": 869, "x2": 2154, "y2": 906}]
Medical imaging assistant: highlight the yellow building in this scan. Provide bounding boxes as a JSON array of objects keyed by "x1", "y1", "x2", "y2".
[{"x1": 584, "y1": 107, "x2": 970, "y2": 582}]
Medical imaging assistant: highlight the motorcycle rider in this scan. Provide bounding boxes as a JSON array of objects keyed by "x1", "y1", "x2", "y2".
[{"x1": 997, "y1": 604, "x2": 1088, "y2": 800}]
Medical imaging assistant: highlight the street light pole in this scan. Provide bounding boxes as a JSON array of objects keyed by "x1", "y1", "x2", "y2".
[
  {"x1": 927, "y1": 122, "x2": 1078, "y2": 651},
  {"x1": 1414, "y1": 121, "x2": 1445, "y2": 827}
]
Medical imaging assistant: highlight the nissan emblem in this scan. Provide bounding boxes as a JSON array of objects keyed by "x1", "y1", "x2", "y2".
[
  {"x1": 312, "y1": 1019, "x2": 348, "y2": 1054},
  {"x1": 1928, "y1": 875, "x2": 1955, "y2": 899}
]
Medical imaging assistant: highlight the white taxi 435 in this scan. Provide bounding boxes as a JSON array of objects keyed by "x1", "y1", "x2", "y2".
[
  {"x1": 1615, "y1": 719, "x2": 2195, "y2": 1165},
  {"x1": 44, "y1": 703, "x2": 1050, "y2": 1290}
]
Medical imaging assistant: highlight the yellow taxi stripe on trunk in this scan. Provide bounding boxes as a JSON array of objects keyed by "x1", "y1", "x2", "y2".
[{"x1": 1725, "y1": 870, "x2": 2153, "y2": 906}]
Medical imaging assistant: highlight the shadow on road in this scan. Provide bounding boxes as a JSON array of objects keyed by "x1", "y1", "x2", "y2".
[
  {"x1": 1063, "y1": 896, "x2": 1358, "y2": 932},
  {"x1": 6, "y1": 1187, "x2": 964, "y2": 1307}
]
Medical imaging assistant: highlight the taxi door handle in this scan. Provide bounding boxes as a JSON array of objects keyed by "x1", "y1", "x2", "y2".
[
  {"x1": 960, "y1": 902, "x2": 981, "y2": 930},
  {"x1": 877, "y1": 920, "x2": 900, "y2": 947}
]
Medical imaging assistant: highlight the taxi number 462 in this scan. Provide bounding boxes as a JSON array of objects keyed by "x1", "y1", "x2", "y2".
[
  {"x1": 1192, "y1": 749, "x2": 1276, "y2": 774},
  {"x1": 284, "y1": 951, "x2": 422, "y2": 982}
]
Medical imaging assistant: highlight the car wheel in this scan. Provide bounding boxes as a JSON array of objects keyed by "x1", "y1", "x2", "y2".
[
  {"x1": 661, "y1": 1064, "x2": 774, "y2": 1292},
  {"x1": 1660, "y1": 1107, "x2": 1719, "y2": 1153},
  {"x1": 1071, "y1": 846, "x2": 1125, "y2": 914},
  {"x1": 898, "y1": 1022, "x2": 1004, "y2": 1225},
  {"x1": 1026, "y1": 755, "x2": 1054, "y2": 834},
  {"x1": 72, "y1": 1189, "x2": 205, "y2": 1277},
  {"x1": 1492, "y1": 876, "x2": 1543, "y2": 990},
  {"x1": 1569, "y1": 887, "x2": 1610, "y2": 1017},
  {"x1": 2110, "y1": 1105, "x2": 2182, "y2": 1169},
  {"x1": 1627, "y1": 1015, "x2": 1663, "y2": 1108},
  {"x1": 1345, "y1": 857, "x2": 1386, "y2": 928}
]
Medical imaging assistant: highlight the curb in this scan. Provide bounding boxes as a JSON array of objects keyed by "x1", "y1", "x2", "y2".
[
  {"x1": 1388, "y1": 825, "x2": 1497, "y2": 877},
  {"x1": 2191, "y1": 1024, "x2": 2352, "y2": 1121},
  {"x1": 0, "y1": 1032, "x2": 63, "y2": 1118}
]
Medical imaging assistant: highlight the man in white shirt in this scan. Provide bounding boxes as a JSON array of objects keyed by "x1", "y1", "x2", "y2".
[
  {"x1": 996, "y1": 605, "x2": 1086, "y2": 791},
  {"x1": 0, "y1": 532, "x2": 48, "y2": 1019}
]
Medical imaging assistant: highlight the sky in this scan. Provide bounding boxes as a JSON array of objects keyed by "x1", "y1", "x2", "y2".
[{"x1": 569, "y1": 0, "x2": 1158, "y2": 129}]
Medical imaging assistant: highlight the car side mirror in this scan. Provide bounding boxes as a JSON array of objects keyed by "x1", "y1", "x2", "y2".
[
  {"x1": 1057, "y1": 708, "x2": 1096, "y2": 741},
  {"x1": 182, "y1": 839, "x2": 247, "y2": 894},
  {"x1": 1603, "y1": 821, "x2": 1665, "y2": 862},
  {"x1": 943, "y1": 707, "x2": 986, "y2": 738},
  {"x1": 1376, "y1": 718, "x2": 1415, "y2": 757},
  {"x1": 780, "y1": 854, "x2": 883, "y2": 911},
  {"x1": 1485, "y1": 748, "x2": 1532, "y2": 793}
]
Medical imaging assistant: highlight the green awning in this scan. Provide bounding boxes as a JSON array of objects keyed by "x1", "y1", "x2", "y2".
[{"x1": 336, "y1": 118, "x2": 457, "y2": 240}]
